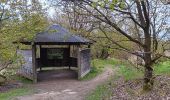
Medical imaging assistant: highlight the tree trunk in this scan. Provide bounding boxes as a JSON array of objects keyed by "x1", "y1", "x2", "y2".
[
  {"x1": 143, "y1": 63, "x2": 153, "y2": 90},
  {"x1": 143, "y1": 24, "x2": 153, "y2": 90},
  {"x1": 143, "y1": 48, "x2": 153, "y2": 90}
]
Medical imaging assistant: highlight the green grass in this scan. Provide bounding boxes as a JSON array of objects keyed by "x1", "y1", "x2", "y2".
[
  {"x1": 0, "y1": 75, "x2": 34, "y2": 100},
  {"x1": 118, "y1": 65, "x2": 143, "y2": 81},
  {"x1": 154, "y1": 60, "x2": 170, "y2": 75},
  {"x1": 0, "y1": 87, "x2": 33, "y2": 100},
  {"x1": 92, "y1": 58, "x2": 118, "y2": 67},
  {"x1": 81, "y1": 58, "x2": 118, "y2": 80},
  {"x1": 12, "y1": 75, "x2": 33, "y2": 84},
  {"x1": 118, "y1": 60, "x2": 170, "y2": 80},
  {"x1": 86, "y1": 81, "x2": 112, "y2": 100}
]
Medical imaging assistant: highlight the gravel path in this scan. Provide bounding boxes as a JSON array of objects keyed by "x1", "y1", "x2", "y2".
[{"x1": 16, "y1": 67, "x2": 114, "y2": 100}]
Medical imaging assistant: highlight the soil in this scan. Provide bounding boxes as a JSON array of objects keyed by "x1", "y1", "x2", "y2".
[
  {"x1": 110, "y1": 75, "x2": 170, "y2": 100},
  {"x1": 15, "y1": 67, "x2": 114, "y2": 100}
]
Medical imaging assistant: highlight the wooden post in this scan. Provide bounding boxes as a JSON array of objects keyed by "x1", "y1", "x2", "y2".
[
  {"x1": 32, "y1": 43, "x2": 37, "y2": 83},
  {"x1": 39, "y1": 45, "x2": 42, "y2": 71},
  {"x1": 77, "y1": 45, "x2": 81, "y2": 79},
  {"x1": 68, "y1": 45, "x2": 71, "y2": 70}
]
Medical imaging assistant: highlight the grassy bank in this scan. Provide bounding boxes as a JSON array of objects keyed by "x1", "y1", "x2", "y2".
[
  {"x1": 86, "y1": 59, "x2": 170, "y2": 100},
  {"x1": 154, "y1": 60, "x2": 170, "y2": 76},
  {"x1": 118, "y1": 65, "x2": 143, "y2": 81},
  {"x1": 0, "y1": 87, "x2": 33, "y2": 100},
  {"x1": 0, "y1": 76, "x2": 33, "y2": 100}
]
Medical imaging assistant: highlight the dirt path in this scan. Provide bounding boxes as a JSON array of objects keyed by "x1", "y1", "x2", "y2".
[{"x1": 16, "y1": 67, "x2": 114, "y2": 100}]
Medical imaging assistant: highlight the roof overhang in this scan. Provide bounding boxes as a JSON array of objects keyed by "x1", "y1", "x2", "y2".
[{"x1": 20, "y1": 41, "x2": 92, "y2": 45}]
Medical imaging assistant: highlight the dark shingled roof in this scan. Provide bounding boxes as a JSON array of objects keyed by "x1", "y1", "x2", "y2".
[
  {"x1": 21, "y1": 24, "x2": 91, "y2": 45},
  {"x1": 35, "y1": 24, "x2": 90, "y2": 44}
]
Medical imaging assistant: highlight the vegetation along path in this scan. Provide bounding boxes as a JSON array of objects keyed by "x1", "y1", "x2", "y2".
[{"x1": 16, "y1": 67, "x2": 114, "y2": 100}]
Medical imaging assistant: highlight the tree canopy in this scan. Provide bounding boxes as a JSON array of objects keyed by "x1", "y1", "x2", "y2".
[{"x1": 0, "y1": 0, "x2": 48, "y2": 81}]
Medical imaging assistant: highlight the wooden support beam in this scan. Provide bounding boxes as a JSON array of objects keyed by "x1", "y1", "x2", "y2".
[
  {"x1": 68, "y1": 45, "x2": 71, "y2": 70},
  {"x1": 32, "y1": 43, "x2": 37, "y2": 83},
  {"x1": 77, "y1": 45, "x2": 81, "y2": 79},
  {"x1": 39, "y1": 45, "x2": 42, "y2": 71}
]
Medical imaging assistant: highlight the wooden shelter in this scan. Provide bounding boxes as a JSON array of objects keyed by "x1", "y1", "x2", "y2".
[{"x1": 18, "y1": 24, "x2": 92, "y2": 83}]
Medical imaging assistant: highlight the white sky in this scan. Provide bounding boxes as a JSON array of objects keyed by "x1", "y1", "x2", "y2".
[{"x1": 39, "y1": 0, "x2": 56, "y2": 17}]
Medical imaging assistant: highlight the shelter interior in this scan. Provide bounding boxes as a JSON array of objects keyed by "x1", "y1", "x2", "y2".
[{"x1": 37, "y1": 45, "x2": 81, "y2": 70}]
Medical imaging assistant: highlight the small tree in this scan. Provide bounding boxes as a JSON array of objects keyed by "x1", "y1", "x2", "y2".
[{"x1": 0, "y1": 0, "x2": 48, "y2": 83}]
